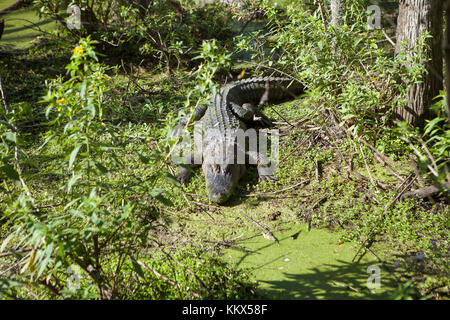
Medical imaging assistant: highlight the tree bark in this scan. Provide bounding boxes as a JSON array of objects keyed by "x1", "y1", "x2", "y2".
[
  {"x1": 444, "y1": 1, "x2": 450, "y2": 125},
  {"x1": 395, "y1": 0, "x2": 443, "y2": 127},
  {"x1": 330, "y1": 0, "x2": 341, "y2": 29}
]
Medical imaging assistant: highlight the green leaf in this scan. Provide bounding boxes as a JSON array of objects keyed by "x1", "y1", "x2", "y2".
[
  {"x1": 67, "y1": 173, "x2": 82, "y2": 192},
  {"x1": 69, "y1": 144, "x2": 83, "y2": 169},
  {"x1": 1, "y1": 233, "x2": 16, "y2": 252},
  {"x1": 149, "y1": 188, "x2": 173, "y2": 206},
  {"x1": 4, "y1": 132, "x2": 17, "y2": 143},
  {"x1": 94, "y1": 162, "x2": 108, "y2": 174},
  {"x1": 424, "y1": 117, "x2": 444, "y2": 136},
  {"x1": 163, "y1": 171, "x2": 181, "y2": 187},
  {"x1": 37, "y1": 134, "x2": 54, "y2": 151},
  {"x1": 86, "y1": 103, "x2": 96, "y2": 117},
  {"x1": 138, "y1": 153, "x2": 150, "y2": 164}
]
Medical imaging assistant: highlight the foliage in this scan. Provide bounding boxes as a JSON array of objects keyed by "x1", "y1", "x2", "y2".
[
  {"x1": 0, "y1": 38, "x2": 256, "y2": 299},
  {"x1": 236, "y1": 0, "x2": 426, "y2": 146},
  {"x1": 396, "y1": 91, "x2": 449, "y2": 188},
  {"x1": 231, "y1": 0, "x2": 448, "y2": 299},
  {"x1": 33, "y1": 0, "x2": 235, "y2": 70}
]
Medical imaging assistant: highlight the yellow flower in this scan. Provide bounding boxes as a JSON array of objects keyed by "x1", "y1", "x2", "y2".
[
  {"x1": 56, "y1": 98, "x2": 68, "y2": 104},
  {"x1": 73, "y1": 44, "x2": 84, "y2": 56},
  {"x1": 371, "y1": 39, "x2": 377, "y2": 43},
  {"x1": 100, "y1": 74, "x2": 109, "y2": 80}
]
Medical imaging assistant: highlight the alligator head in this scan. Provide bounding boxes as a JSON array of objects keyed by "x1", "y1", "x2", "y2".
[
  {"x1": 203, "y1": 162, "x2": 246, "y2": 204},
  {"x1": 202, "y1": 133, "x2": 246, "y2": 204}
]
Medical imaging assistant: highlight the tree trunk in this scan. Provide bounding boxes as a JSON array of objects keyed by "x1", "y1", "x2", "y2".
[
  {"x1": 395, "y1": 0, "x2": 443, "y2": 127},
  {"x1": 330, "y1": 0, "x2": 341, "y2": 29},
  {"x1": 444, "y1": 1, "x2": 450, "y2": 126}
]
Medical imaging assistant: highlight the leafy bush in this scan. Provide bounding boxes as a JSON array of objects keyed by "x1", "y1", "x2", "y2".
[
  {"x1": 0, "y1": 38, "x2": 256, "y2": 299},
  {"x1": 34, "y1": 0, "x2": 235, "y2": 70},
  {"x1": 235, "y1": 0, "x2": 426, "y2": 144}
]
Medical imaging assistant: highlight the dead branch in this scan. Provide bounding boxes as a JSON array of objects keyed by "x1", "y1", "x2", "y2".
[
  {"x1": 245, "y1": 180, "x2": 309, "y2": 197},
  {"x1": 243, "y1": 214, "x2": 279, "y2": 243},
  {"x1": 202, "y1": 239, "x2": 255, "y2": 253}
]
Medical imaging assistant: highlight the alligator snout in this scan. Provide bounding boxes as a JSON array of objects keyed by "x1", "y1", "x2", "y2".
[{"x1": 204, "y1": 164, "x2": 242, "y2": 204}]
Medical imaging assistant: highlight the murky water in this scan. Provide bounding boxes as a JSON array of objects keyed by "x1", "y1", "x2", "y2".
[{"x1": 223, "y1": 225, "x2": 397, "y2": 299}]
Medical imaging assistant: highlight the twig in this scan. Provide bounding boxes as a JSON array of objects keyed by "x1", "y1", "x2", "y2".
[
  {"x1": 280, "y1": 133, "x2": 311, "y2": 162},
  {"x1": 358, "y1": 142, "x2": 379, "y2": 192},
  {"x1": 307, "y1": 196, "x2": 327, "y2": 231},
  {"x1": 315, "y1": 160, "x2": 321, "y2": 181},
  {"x1": 0, "y1": 74, "x2": 8, "y2": 114},
  {"x1": 359, "y1": 138, "x2": 405, "y2": 183},
  {"x1": 137, "y1": 260, "x2": 176, "y2": 286},
  {"x1": 245, "y1": 180, "x2": 309, "y2": 197},
  {"x1": 331, "y1": 280, "x2": 360, "y2": 293},
  {"x1": 381, "y1": 28, "x2": 396, "y2": 47},
  {"x1": 318, "y1": 1, "x2": 328, "y2": 33},
  {"x1": 243, "y1": 214, "x2": 279, "y2": 243},
  {"x1": 202, "y1": 239, "x2": 255, "y2": 253},
  {"x1": 418, "y1": 137, "x2": 439, "y2": 177},
  {"x1": 237, "y1": 60, "x2": 307, "y2": 87},
  {"x1": 0, "y1": 74, "x2": 31, "y2": 197},
  {"x1": 150, "y1": 239, "x2": 209, "y2": 292},
  {"x1": 401, "y1": 137, "x2": 439, "y2": 178}
]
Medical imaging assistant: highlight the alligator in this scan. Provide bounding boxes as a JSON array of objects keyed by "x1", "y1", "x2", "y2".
[{"x1": 175, "y1": 77, "x2": 304, "y2": 204}]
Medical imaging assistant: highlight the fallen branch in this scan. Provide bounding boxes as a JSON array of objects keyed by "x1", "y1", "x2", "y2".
[
  {"x1": 401, "y1": 183, "x2": 449, "y2": 201},
  {"x1": 243, "y1": 214, "x2": 279, "y2": 243},
  {"x1": 245, "y1": 180, "x2": 309, "y2": 197},
  {"x1": 202, "y1": 240, "x2": 255, "y2": 253}
]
